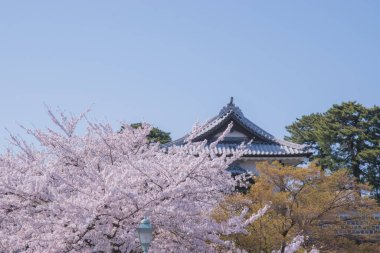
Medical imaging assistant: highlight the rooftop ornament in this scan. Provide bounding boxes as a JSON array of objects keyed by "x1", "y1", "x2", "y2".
[{"x1": 228, "y1": 96, "x2": 235, "y2": 106}]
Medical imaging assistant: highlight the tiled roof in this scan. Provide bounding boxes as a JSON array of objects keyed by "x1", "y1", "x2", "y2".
[
  {"x1": 204, "y1": 143, "x2": 309, "y2": 156},
  {"x1": 168, "y1": 98, "x2": 311, "y2": 157}
]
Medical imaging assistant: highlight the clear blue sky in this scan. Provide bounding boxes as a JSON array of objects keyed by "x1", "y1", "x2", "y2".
[{"x1": 0, "y1": 1, "x2": 379, "y2": 149}]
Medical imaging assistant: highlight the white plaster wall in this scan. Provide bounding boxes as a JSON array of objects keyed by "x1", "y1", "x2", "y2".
[
  {"x1": 214, "y1": 130, "x2": 247, "y2": 138},
  {"x1": 237, "y1": 158, "x2": 306, "y2": 175},
  {"x1": 238, "y1": 160, "x2": 257, "y2": 175}
]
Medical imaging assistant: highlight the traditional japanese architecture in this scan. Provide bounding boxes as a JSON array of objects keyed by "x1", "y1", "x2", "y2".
[{"x1": 168, "y1": 98, "x2": 311, "y2": 175}]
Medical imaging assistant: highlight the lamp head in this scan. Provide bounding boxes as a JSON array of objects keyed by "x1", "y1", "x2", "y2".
[{"x1": 136, "y1": 217, "x2": 153, "y2": 252}]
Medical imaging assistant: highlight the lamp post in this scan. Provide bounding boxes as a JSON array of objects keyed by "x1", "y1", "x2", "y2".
[{"x1": 136, "y1": 217, "x2": 153, "y2": 253}]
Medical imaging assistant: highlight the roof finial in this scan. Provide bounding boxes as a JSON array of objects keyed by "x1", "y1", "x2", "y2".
[
  {"x1": 228, "y1": 96, "x2": 234, "y2": 106},
  {"x1": 219, "y1": 96, "x2": 242, "y2": 116}
]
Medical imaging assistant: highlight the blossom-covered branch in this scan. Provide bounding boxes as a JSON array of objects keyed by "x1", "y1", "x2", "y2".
[{"x1": 0, "y1": 110, "x2": 269, "y2": 253}]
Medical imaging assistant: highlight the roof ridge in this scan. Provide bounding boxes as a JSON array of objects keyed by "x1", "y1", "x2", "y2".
[
  {"x1": 218, "y1": 99, "x2": 243, "y2": 117},
  {"x1": 274, "y1": 138, "x2": 307, "y2": 149},
  {"x1": 234, "y1": 112, "x2": 274, "y2": 141}
]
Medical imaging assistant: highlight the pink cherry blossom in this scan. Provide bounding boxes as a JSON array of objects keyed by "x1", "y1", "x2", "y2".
[{"x1": 0, "y1": 109, "x2": 268, "y2": 253}]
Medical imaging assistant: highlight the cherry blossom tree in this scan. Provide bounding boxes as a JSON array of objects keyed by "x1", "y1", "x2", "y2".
[{"x1": 0, "y1": 109, "x2": 271, "y2": 253}]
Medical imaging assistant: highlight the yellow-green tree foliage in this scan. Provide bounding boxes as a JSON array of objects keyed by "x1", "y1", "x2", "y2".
[{"x1": 214, "y1": 162, "x2": 378, "y2": 253}]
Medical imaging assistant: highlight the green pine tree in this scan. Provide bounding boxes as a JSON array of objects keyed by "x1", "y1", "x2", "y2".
[
  {"x1": 128, "y1": 123, "x2": 172, "y2": 144},
  {"x1": 286, "y1": 101, "x2": 380, "y2": 200}
]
